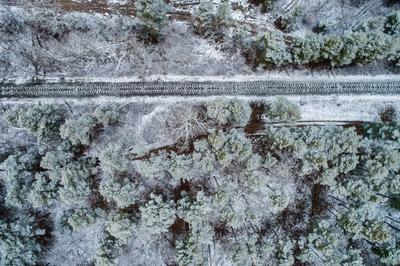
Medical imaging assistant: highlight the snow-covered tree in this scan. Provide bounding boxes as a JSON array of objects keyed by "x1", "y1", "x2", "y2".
[
  {"x1": 135, "y1": 151, "x2": 193, "y2": 182},
  {"x1": 320, "y1": 35, "x2": 344, "y2": 64},
  {"x1": 66, "y1": 207, "x2": 101, "y2": 231},
  {"x1": 291, "y1": 35, "x2": 323, "y2": 65},
  {"x1": 140, "y1": 193, "x2": 176, "y2": 235},
  {"x1": 193, "y1": 0, "x2": 231, "y2": 38},
  {"x1": 364, "y1": 122, "x2": 400, "y2": 141},
  {"x1": 99, "y1": 144, "x2": 130, "y2": 174},
  {"x1": 177, "y1": 191, "x2": 212, "y2": 230},
  {"x1": 227, "y1": 234, "x2": 274, "y2": 265},
  {"x1": 0, "y1": 216, "x2": 45, "y2": 265},
  {"x1": 176, "y1": 232, "x2": 208, "y2": 266},
  {"x1": 106, "y1": 211, "x2": 138, "y2": 244},
  {"x1": 135, "y1": 0, "x2": 170, "y2": 43},
  {"x1": 94, "y1": 104, "x2": 119, "y2": 127},
  {"x1": 298, "y1": 218, "x2": 345, "y2": 265},
  {"x1": 262, "y1": 0, "x2": 276, "y2": 12},
  {"x1": 362, "y1": 220, "x2": 391, "y2": 244},
  {"x1": 60, "y1": 114, "x2": 97, "y2": 146},
  {"x1": 5, "y1": 103, "x2": 64, "y2": 141},
  {"x1": 263, "y1": 32, "x2": 292, "y2": 67},
  {"x1": 58, "y1": 157, "x2": 96, "y2": 204},
  {"x1": 207, "y1": 129, "x2": 253, "y2": 167},
  {"x1": 375, "y1": 239, "x2": 400, "y2": 266},
  {"x1": 205, "y1": 98, "x2": 252, "y2": 127},
  {"x1": 385, "y1": 11, "x2": 400, "y2": 36},
  {"x1": 28, "y1": 173, "x2": 58, "y2": 208},
  {"x1": 99, "y1": 176, "x2": 143, "y2": 208},
  {"x1": 351, "y1": 32, "x2": 391, "y2": 65},
  {"x1": 40, "y1": 146, "x2": 74, "y2": 181},
  {"x1": 94, "y1": 234, "x2": 121, "y2": 266},
  {"x1": 0, "y1": 148, "x2": 40, "y2": 207},
  {"x1": 191, "y1": 138, "x2": 217, "y2": 173},
  {"x1": 276, "y1": 238, "x2": 294, "y2": 266},
  {"x1": 264, "y1": 97, "x2": 301, "y2": 122}
]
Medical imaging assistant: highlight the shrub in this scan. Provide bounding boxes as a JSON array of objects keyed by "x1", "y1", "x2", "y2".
[
  {"x1": 164, "y1": 105, "x2": 207, "y2": 148},
  {"x1": 380, "y1": 106, "x2": 397, "y2": 123}
]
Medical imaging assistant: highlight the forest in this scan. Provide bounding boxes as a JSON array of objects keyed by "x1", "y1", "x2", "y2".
[{"x1": 0, "y1": 97, "x2": 399, "y2": 265}]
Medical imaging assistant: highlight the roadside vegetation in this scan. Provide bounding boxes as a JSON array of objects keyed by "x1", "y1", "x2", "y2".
[{"x1": 1, "y1": 98, "x2": 399, "y2": 265}]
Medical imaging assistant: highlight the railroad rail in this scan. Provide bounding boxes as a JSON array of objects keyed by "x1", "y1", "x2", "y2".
[{"x1": 1, "y1": 79, "x2": 400, "y2": 97}]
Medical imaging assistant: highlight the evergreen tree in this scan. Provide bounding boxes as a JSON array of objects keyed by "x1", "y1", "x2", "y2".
[
  {"x1": 60, "y1": 114, "x2": 97, "y2": 146},
  {"x1": 106, "y1": 212, "x2": 138, "y2": 244},
  {"x1": 5, "y1": 104, "x2": 64, "y2": 141},
  {"x1": 135, "y1": 0, "x2": 170, "y2": 43},
  {"x1": 140, "y1": 193, "x2": 176, "y2": 235},
  {"x1": 0, "y1": 216, "x2": 45, "y2": 265}
]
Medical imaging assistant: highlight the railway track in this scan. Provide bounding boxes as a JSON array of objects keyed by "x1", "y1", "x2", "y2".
[{"x1": 1, "y1": 79, "x2": 400, "y2": 97}]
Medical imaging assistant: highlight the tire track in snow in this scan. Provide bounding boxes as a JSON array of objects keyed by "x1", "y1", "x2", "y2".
[{"x1": 2, "y1": 79, "x2": 400, "y2": 97}]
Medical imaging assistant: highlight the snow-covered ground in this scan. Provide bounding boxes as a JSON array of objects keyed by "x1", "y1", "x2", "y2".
[{"x1": 1, "y1": 0, "x2": 399, "y2": 83}]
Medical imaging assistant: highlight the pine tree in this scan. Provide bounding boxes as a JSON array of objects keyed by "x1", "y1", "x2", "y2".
[
  {"x1": 60, "y1": 114, "x2": 97, "y2": 146},
  {"x1": 291, "y1": 34, "x2": 323, "y2": 65},
  {"x1": 66, "y1": 207, "x2": 101, "y2": 231},
  {"x1": 100, "y1": 176, "x2": 143, "y2": 208},
  {"x1": 205, "y1": 98, "x2": 252, "y2": 127},
  {"x1": 94, "y1": 104, "x2": 119, "y2": 127},
  {"x1": 385, "y1": 11, "x2": 400, "y2": 36},
  {"x1": 5, "y1": 103, "x2": 64, "y2": 141},
  {"x1": 106, "y1": 212, "x2": 138, "y2": 244},
  {"x1": 140, "y1": 193, "x2": 176, "y2": 235},
  {"x1": 263, "y1": 32, "x2": 292, "y2": 67},
  {"x1": 264, "y1": 97, "x2": 301, "y2": 122},
  {"x1": 0, "y1": 216, "x2": 45, "y2": 265},
  {"x1": 28, "y1": 173, "x2": 58, "y2": 208},
  {"x1": 99, "y1": 144, "x2": 130, "y2": 174},
  {"x1": 135, "y1": 0, "x2": 170, "y2": 43}
]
